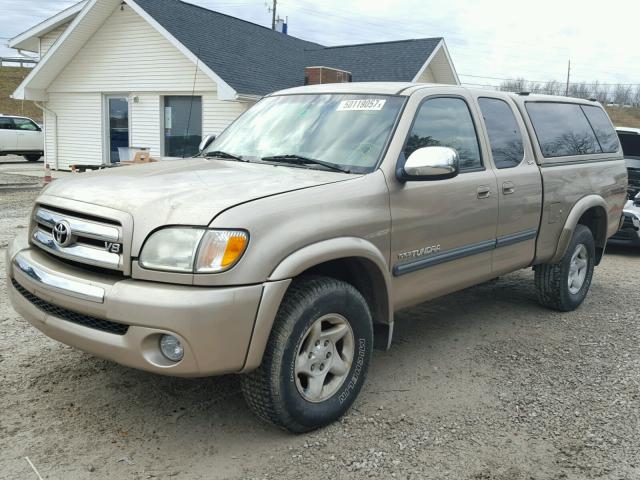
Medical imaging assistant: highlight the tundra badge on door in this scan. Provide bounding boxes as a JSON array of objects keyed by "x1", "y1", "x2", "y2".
[{"x1": 398, "y1": 244, "x2": 441, "y2": 261}]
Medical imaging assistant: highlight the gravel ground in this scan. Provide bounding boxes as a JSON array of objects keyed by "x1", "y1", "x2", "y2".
[{"x1": 1, "y1": 176, "x2": 639, "y2": 479}]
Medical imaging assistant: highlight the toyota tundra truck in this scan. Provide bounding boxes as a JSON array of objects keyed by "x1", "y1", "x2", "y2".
[{"x1": 6, "y1": 83, "x2": 627, "y2": 432}]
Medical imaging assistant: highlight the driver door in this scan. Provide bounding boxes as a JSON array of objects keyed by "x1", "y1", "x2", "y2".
[{"x1": 389, "y1": 94, "x2": 499, "y2": 309}]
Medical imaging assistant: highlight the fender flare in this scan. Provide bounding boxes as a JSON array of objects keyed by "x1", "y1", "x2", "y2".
[
  {"x1": 270, "y1": 237, "x2": 388, "y2": 279},
  {"x1": 241, "y1": 237, "x2": 394, "y2": 372},
  {"x1": 269, "y1": 236, "x2": 394, "y2": 326},
  {"x1": 550, "y1": 195, "x2": 608, "y2": 264}
]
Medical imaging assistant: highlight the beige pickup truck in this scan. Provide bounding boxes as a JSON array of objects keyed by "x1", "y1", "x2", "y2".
[{"x1": 7, "y1": 83, "x2": 627, "y2": 432}]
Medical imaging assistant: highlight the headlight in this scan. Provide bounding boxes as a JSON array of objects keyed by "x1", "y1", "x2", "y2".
[{"x1": 139, "y1": 228, "x2": 249, "y2": 273}]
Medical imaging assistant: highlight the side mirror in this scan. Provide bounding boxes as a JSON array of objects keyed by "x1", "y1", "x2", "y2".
[
  {"x1": 398, "y1": 146, "x2": 460, "y2": 181},
  {"x1": 199, "y1": 134, "x2": 216, "y2": 153},
  {"x1": 634, "y1": 192, "x2": 640, "y2": 207}
]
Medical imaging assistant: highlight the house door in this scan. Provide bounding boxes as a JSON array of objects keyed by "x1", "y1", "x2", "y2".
[
  {"x1": 163, "y1": 96, "x2": 202, "y2": 158},
  {"x1": 105, "y1": 96, "x2": 129, "y2": 163}
]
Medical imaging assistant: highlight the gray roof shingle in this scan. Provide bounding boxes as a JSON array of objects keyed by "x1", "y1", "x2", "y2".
[{"x1": 134, "y1": 0, "x2": 441, "y2": 96}]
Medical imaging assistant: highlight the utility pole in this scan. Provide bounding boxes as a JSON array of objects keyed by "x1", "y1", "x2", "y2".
[
  {"x1": 565, "y1": 60, "x2": 571, "y2": 96},
  {"x1": 271, "y1": 0, "x2": 277, "y2": 30}
]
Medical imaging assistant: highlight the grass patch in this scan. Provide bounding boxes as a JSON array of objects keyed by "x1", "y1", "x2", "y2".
[
  {"x1": 0, "y1": 67, "x2": 42, "y2": 122},
  {"x1": 605, "y1": 106, "x2": 640, "y2": 129}
]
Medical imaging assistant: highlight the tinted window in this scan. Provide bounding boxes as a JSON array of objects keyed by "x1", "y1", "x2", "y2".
[
  {"x1": 581, "y1": 106, "x2": 619, "y2": 153},
  {"x1": 618, "y1": 132, "x2": 640, "y2": 158},
  {"x1": 405, "y1": 97, "x2": 482, "y2": 171},
  {"x1": 0, "y1": 117, "x2": 14, "y2": 130},
  {"x1": 526, "y1": 102, "x2": 602, "y2": 158},
  {"x1": 478, "y1": 97, "x2": 524, "y2": 169},
  {"x1": 13, "y1": 118, "x2": 40, "y2": 131}
]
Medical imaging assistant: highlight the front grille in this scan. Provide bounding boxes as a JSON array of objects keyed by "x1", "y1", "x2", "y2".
[
  {"x1": 31, "y1": 206, "x2": 124, "y2": 272},
  {"x1": 12, "y1": 278, "x2": 129, "y2": 335}
]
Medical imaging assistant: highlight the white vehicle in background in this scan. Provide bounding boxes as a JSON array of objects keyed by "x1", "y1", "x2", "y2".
[{"x1": 0, "y1": 114, "x2": 44, "y2": 162}]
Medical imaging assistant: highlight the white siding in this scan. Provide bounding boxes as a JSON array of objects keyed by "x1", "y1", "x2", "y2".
[
  {"x1": 48, "y1": 5, "x2": 216, "y2": 93},
  {"x1": 40, "y1": 22, "x2": 71, "y2": 58},
  {"x1": 416, "y1": 66, "x2": 436, "y2": 83},
  {"x1": 202, "y1": 94, "x2": 252, "y2": 136},
  {"x1": 41, "y1": 4, "x2": 251, "y2": 169},
  {"x1": 130, "y1": 94, "x2": 161, "y2": 157},
  {"x1": 44, "y1": 93, "x2": 102, "y2": 170}
]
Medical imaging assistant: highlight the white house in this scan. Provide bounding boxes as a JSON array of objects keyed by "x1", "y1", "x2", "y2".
[{"x1": 10, "y1": 0, "x2": 460, "y2": 170}]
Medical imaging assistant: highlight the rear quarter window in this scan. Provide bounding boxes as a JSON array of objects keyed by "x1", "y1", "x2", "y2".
[
  {"x1": 581, "y1": 105, "x2": 619, "y2": 153},
  {"x1": 526, "y1": 102, "x2": 602, "y2": 158}
]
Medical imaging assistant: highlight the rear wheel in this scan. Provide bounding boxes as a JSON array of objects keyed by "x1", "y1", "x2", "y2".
[
  {"x1": 534, "y1": 224, "x2": 595, "y2": 311},
  {"x1": 24, "y1": 154, "x2": 42, "y2": 162},
  {"x1": 241, "y1": 276, "x2": 373, "y2": 433}
]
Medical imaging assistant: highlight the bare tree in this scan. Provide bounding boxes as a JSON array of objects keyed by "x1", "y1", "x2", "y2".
[
  {"x1": 496, "y1": 78, "x2": 636, "y2": 105},
  {"x1": 632, "y1": 85, "x2": 640, "y2": 107},
  {"x1": 613, "y1": 84, "x2": 633, "y2": 106},
  {"x1": 542, "y1": 80, "x2": 562, "y2": 96}
]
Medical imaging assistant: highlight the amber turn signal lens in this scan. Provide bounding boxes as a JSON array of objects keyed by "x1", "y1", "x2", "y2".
[
  {"x1": 222, "y1": 235, "x2": 248, "y2": 267},
  {"x1": 195, "y1": 230, "x2": 249, "y2": 273}
]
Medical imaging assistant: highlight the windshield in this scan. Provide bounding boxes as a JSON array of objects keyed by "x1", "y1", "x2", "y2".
[{"x1": 205, "y1": 94, "x2": 406, "y2": 173}]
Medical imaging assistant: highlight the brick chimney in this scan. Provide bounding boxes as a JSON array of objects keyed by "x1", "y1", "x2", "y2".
[{"x1": 304, "y1": 66, "x2": 352, "y2": 85}]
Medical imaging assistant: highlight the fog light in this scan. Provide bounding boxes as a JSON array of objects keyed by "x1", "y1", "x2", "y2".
[{"x1": 159, "y1": 335, "x2": 184, "y2": 362}]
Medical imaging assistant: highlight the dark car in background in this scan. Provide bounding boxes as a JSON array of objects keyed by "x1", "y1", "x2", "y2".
[{"x1": 617, "y1": 127, "x2": 640, "y2": 198}]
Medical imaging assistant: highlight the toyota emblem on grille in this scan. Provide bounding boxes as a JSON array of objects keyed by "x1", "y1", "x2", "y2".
[{"x1": 53, "y1": 220, "x2": 73, "y2": 247}]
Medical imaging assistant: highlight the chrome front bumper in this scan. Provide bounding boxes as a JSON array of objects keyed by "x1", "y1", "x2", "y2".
[
  {"x1": 6, "y1": 235, "x2": 269, "y2": 377},
  {"x1": 13, "y1": 252, "x2": 105, "y2": 303}
]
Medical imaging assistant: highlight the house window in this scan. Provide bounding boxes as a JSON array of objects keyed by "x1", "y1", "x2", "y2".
[{"x1": 164, "y1": 96, "x2": 202, "y2": 157}]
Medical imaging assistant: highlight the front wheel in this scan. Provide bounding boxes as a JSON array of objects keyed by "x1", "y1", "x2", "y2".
[
  {"x1": 534, "y1": 224, "x2": 595, "y2": 311},
  {"x1": 24, "y1": 154, "x2": 42, "y2": 162},
  {"x1": 241, "y1": 276, "x2": 373, "y2": 433}
]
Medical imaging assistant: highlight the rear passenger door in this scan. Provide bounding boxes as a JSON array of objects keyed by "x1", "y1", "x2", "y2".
[
  {"x1": 475, "y1": 96, "x2": 543, "y2": 274},
  {"x1": 12, "y1": 118, "x2": 42, "y2": 152},
  {"x1": 0, "y1": 117, "x2": 16, "y2": 152}
]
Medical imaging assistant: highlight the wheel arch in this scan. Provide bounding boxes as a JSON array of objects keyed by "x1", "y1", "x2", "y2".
[
  {"x1": 241, "y1": 237, "x2": 393, "y2": 373},
  {"x1": 269, "y1": 237, "x2": 393, "y2": 327},
  {"x1": 551, "y1": 195, "x2": 609, "y2": 265}
]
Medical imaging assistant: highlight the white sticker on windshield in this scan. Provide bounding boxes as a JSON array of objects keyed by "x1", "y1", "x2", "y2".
[{"x1": 337, "y1": 99, "x2": 387, "y2": 111}]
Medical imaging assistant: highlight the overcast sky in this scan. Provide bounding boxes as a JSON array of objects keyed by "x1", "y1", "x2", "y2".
[{"x1": 1, "y1": 0, "x2": 638, "y2": 89}]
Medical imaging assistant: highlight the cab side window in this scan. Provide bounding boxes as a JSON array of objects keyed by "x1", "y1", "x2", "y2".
[
  {"x1": 0, "y1": 117, "x2": 14, "y2": 130},
  {"x1": 404, "y1": 97, "x2": 482, "y2": 171},
  {"x1": 13, "y1": 118, "x2": 40, "y2": 131},
  {"x1": 478, "y1": 97, "x2": 524, "y2": 169}
]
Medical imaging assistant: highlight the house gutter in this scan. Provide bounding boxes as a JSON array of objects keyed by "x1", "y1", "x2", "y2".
[{"x1": 35, "y1": 102, "x2": 58, "y2": 170}]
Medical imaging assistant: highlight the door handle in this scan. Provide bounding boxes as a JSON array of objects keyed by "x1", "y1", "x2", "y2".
[
  {"x1": 502, "y1": 181, "x2": 516, "y2": 195},
  {"x1": 477, "y1": 185, "x2": 491, "y2": 199}
]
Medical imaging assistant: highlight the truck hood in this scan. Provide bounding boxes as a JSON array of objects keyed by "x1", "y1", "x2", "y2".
[{"x1": 42, "y1": 158, "x2": 355, "y2": 226}]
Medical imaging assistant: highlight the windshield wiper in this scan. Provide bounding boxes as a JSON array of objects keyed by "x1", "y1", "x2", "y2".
[
  {"x1": 203, "y1": 150, "x2": 247, "y2": 162},
  {"x1": 261, "y1": 154, "x2": 352, "y2": 173}
]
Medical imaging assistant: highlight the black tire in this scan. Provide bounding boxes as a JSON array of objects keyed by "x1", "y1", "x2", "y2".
[
  {"x1": 24, "y1": 154, "x2": 42, "y2": 162},
  {"x1": 534, "y1": 224, "x2": 595, "y2": 312},
  {"x1": 241, "y1": 275, "x2": 373, "y2": 433}
]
